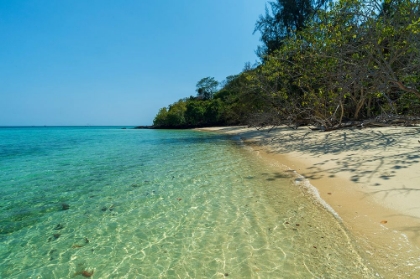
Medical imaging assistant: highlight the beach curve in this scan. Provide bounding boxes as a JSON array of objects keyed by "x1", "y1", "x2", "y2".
[{"x1": 198, "y1": 125, "x2": 420, "y2": 278}]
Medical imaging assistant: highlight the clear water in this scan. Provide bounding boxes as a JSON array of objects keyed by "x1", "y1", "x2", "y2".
[{"x1": 0, "y1": 127, "x2": 377, "y2": 278}]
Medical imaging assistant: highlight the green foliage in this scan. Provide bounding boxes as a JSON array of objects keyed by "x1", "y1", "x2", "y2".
[
  {"x1": 166, "y1": 101, "x2": 187, "y2": 126},
  {"x1": 196, "y1": 77, "x2": 219, "y2": 100},
  {"x1": 153, "y1": 91, "x2": 227, "y2": 128},
  {"x1": 246, "y1": 0, "x2": 420, "y2": 128},
  {"x1": 204, "y1": 99, "x2": 224, "y2": 124},
  {"x1": 185, "y1": 101, "x2": 207, "y2": 126},
  {"x1": 254, "y1": 0, "x2": 331, "y2": 58},
  {"x1": 152, "y1": 100, "x2": 187, "y2": 127},
  {"x1": 153, "y1": 107, "x2": 168, "y2": 126},
  {"x1": 153, "y1": 0, "x2": 420, "y2": 129}
]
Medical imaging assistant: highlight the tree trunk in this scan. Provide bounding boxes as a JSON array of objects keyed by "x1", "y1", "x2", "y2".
[{"x1": 353, "y1": 87, "x2": 365, "y2": 120}]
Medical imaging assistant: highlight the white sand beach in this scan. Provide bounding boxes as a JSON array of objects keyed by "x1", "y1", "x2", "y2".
[{"x1": 198, "y1": 125, "x2": 420, "y2": 277}]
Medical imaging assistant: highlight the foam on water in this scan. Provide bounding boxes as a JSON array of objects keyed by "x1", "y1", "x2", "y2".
[
  {"x1": 0, "y1": 127, "x2": 380, "y2": 278},
  {"x1": 292, "y1": 173, "x2": 342, "y2": 222}
]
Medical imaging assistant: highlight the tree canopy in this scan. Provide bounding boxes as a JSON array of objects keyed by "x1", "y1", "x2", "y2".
[
  {"x1": 152, "y1": 0, "x2": 420, "y2": 130},
  {"x1": 254, "y1": 0, "x2": 330, "y2": 58},
  {"x1": 196, "y1": 77, "x2": 219, "y2": 100}
]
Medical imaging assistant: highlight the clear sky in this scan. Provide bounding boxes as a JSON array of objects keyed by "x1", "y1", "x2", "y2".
[{"x1": 0, "y1": 0, "x2": 267, "y2": 126}]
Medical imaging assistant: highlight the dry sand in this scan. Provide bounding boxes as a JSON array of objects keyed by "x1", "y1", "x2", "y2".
[{"x1": 198, "y1": 125, "x2": 420, "y2": 277}]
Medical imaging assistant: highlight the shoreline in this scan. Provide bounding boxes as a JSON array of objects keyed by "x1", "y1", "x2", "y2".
[{"x1": 197, "y1": 125, "x2": 420, "y2": 277}]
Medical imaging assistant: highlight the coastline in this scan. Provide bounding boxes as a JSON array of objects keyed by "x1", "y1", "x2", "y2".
[{"x1": 197, "y1": 125, "x2": 420, "y2": 277}]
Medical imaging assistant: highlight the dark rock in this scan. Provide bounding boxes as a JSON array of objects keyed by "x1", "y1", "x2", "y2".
[
  {"x1": 62, "y1": 203, "x2": 70, "y2": 210},
  {"x1": 49, "y1": 249, "x2": 57, "y2": 260},
  {"x1": 133, "y1": 125, "x2": 155, "y2": 129},
  {"x1": 54, "y1": 224, "x2": 64, "y2": 230}
]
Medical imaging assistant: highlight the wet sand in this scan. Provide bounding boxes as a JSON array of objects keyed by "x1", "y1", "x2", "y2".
[{"x1": 198, "y1": 125, "x2": 420, "y2": 277}]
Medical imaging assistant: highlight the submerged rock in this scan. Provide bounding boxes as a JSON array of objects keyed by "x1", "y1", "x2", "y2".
[
  {"x1": 48, "y1": 249, "x2": 57, "y2": 260},
  {"x1": 61, "y1": 203, "x2": 70, "y2": 210},
  {"x1": 54, "y1": 224, "x2": 64, "y2": 230},
  {"x1": 47, "y1": 233, "x2": 61, "y2": 242},
  {"x1": 73, "y1": 270, "x2": 94, "y2": 277}
]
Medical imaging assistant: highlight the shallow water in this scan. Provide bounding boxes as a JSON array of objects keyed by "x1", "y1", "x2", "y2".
[{"x1": 0, "y1": 127, "x2": 378, "y2": 278}]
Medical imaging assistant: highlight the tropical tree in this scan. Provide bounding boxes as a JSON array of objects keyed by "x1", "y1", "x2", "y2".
[
  {"x1": 254, "y1": 0, "x2": 330, "y2": 58},
  {"x1": 153, "y1": 107, "x2": 169, "y2": 126},
  {"x1": 196, "y1": 77, "x2": 219, "y2": 100}
]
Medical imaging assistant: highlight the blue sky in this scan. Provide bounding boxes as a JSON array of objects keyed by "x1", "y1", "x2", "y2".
[{"x1": 0, "y1": 0, "x2": 267, "y2": 126}]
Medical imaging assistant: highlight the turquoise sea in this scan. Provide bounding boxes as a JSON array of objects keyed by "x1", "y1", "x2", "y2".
[{"x1": 0, "y1": 127, "x2": 378, "y2": 278}]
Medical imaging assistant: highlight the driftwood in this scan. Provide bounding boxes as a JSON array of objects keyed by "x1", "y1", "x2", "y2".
[
  {"x1": 316, "y1": 116, "x2": 420, "y2": 131},
  {"x1": 249, "y1": 113, "x2": 420, "y2": 132}
]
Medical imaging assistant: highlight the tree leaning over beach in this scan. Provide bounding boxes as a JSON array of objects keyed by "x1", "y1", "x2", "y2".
[
  {"x1": 244, "y1": 0, "x2": 420, "y2": 129},
  {"x1": 152, "y1": 0, "x2": 420, "y2": 130}
]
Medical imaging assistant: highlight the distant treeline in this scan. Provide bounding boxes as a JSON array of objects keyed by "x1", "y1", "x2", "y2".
[{"x1": 153, "y1": 0, "x2": 420, "y2": 130}]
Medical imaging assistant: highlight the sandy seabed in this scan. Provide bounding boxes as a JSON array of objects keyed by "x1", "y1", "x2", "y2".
[{"x1": 198, "y1": 125, "x2": 420, "y2": 278}]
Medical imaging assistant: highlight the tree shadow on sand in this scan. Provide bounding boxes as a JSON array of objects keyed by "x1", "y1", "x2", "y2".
[
  {"x1": 236, "y1": 126, "x2": 420, "y2": 189},
  {"x1": 222, "y1": 126, "x2": 420, "y2": 249}
]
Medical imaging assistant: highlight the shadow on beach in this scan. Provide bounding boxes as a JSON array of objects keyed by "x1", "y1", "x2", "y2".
[{"x1": 234, "y1": 126, "x2": 420, "y2": 187}]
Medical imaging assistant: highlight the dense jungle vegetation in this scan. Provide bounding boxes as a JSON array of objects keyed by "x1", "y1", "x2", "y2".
[{"x1": 152, "y1": 0, "x2": 420, "y2": 130}]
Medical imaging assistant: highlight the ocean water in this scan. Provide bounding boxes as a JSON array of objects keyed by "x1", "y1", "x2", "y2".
[{"x1": 0, "y1": 127, "x2": 378, "y2": 278}]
